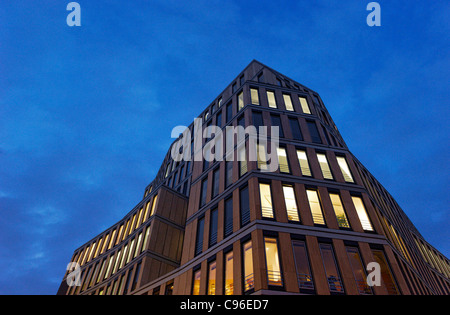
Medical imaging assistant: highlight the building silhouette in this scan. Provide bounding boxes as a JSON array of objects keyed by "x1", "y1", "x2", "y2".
[{"x1": 57, "y1": 60, "x2": 449, "y2": 295}]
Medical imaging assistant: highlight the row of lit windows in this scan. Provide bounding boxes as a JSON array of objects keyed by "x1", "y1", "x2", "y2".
[
  {"x1": 195, "y1": 181, "x2": 376, "y2": 263},
  {"x1": 191, "y1": 234, "x2": 399, "y2": 295},
  {"x1": 70, "y1": 194, "x2": 158, "y2": 269},
  {"x1": 68, "y1": 222, "x2": 151, "y2": 295}
]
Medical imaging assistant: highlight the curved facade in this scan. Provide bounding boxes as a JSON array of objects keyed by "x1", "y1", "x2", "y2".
[{"x1": 58, "y1": 60, "x2": 449, "y2": 295}]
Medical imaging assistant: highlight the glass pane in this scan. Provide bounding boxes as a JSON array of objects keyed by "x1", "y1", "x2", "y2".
[
  {"x1": 352, "y1": 196, "x2": 373, "y2": 231},
  {"x1": 267, "y1": 91, "x2": 277, "y2": 108},
  {"x1": 283, "y1": 94, "x2": 294, "y2": 111},
  {"x1": 317, "y1": 153, "x2": 333, "y2": 180},
  {"x1": 292, "y1": 241, "x2": 314, "y2": 290},
  {"x1": 225, "y1": 252, "x2": 234, "y2": 295},
  {"x1": 238, "y1": 92, "x2": 244, "y2": 110},
  {"x1": 319, "y1": 243, "x2": 344, "y2": 293},
  {"x1": 329, "y1": 193, "x2": 350, "y2": 228},
  {"x1": 372, "y1": 250, "x2": 399, "y2": 295},
  {"x1": 283, "y1": 185, "x2": 299, "y2": 222},
  {"x1": 208, "y1": 261, "x2": 217, "y2": 295},
  {"x1": 243, "y1": 241, "x2": 254, "y2": 291},
  {"x1": 259, "y1": 183, "x2": 274, "y2": 219},
  {"x1": 192, "y1": 270, "x2": 201, "y2": 295},
  {"x1": 299, "y1": 97, "x2": 311, "y2": 114},
  {"x1": 337, "y1": 156, "x2": 354, "y2": 183},
  {"x1": 264, "y1": 237, "x2": 282, "y2": 286},
  {"x1": 277, "y1": 147, "x2": 290, "y2": 173},
  {"x1": 346, "y1": 247, "x2": 372, "y2": 294},
  {"x1": 297, "y1": 150, "x2": 312, "y2": 176},
  {"x1": 251, "y1": 88, "x2": 259, "y2": 105},
  {"x1": 306, "y1": 190, "x2": 325, "y2": 225}
]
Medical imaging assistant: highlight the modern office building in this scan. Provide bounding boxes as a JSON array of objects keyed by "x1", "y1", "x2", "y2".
[{"x1": 57, "y1": 60, "x2": 449, "y2": 295}]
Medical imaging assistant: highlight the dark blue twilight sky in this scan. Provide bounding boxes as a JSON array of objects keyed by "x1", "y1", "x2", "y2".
[{"x1": 0, "y1": 1, "x2": 448, "y2": 295}]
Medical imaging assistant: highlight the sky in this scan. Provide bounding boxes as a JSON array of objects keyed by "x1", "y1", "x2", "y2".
[{"x1": 0, "y1": 1, "x2": 448, "y2": 295}]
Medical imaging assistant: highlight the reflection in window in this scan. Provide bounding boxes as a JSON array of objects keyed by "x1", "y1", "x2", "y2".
[
  {"x1": 346, "y1": 247, "x2": 372, "y2": 294},
  {"x1": 319, "y1": 243, "x2": 344, "y2": 293},
  {"x1": 264, "y1": 237, "x2": 283, "y2": 286},
  {"x1": 306, "y1": 189, "x2": 325, "y2": 225},
  {"x1": 292, "y1": 240, "x2": 314, "y2": 291},
  {"x1": 329, "y1": 193, "x2": 350, "y2": 228},
  {"x1": 259, "y1": 183, "x2": 274, "y2": 219}
]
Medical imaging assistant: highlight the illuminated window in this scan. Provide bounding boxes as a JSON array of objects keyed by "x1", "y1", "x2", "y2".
[
  {"x1": 371, "y1": 249, "x2": 399, "y2": 295},
  {"x1": 134, "y1": 233, "x2": 142, "y2": 258},
  {"x1": 259, "y1": 183, "x2": 274, "y2": 219},
  {"x1": 329, "y1": 193, "x2": 350, "y2": 228},
  {"x1": 351, "y1": 196, "x2": 373, "y2": 231},
  {"x1": 251, "y1": 88, "x2": 260, "y2": 105},
  {"x1": 150, "y1": 194, "x2": 158, "y2": 217},
  {"x1": 243, "y1": 240, "x2": 254, "y2": 292},
  {"x1": 143, "y1": 201, "x2": 151, "y2": 222},
  {"x1": 131, "y1": 262, "x2": 141, "y2": 292},
  {"x1": 257, "y1": 143, "x2": 268, "y2": 171},
  {"x1": 277, "y1": 147, "x2": 290, "y2": 173},
  {"x1": 319, "y1": 243, "x2": 344, "y2": 293},
  {"x1": 306, "y1": 189, "x2": 325, "y2": 225},
  {"x1": 267, "y1": 91, "x2": 277, "y2": 108},
  {"x1": 336, "y1": 156, "x2": 354, "y2": 183},
  {"x1": 104, "y1": 254, "x2": 115, "y2": 280},
  {"x1": 238, "y1": 91, "x2": 244, "y2": 111},
  {"x1": 283, "y1": 185, "x2": 300, "y2": 222},
  {"x1": 208, "y1": 261, "x2": 217, "y2": 295},
  {"x1": 224, "y1": 251, "x2": 234, "y2": 295},
  {"x1": 292, "y1": 240, "x2": 314, "y2": 291},
  {"x1": 141, "y1": 224, "x2": 151, "y2": 253},
  {"x1": 238, "y1": 144, "x2": 247, "y2": 176},
  {"x1": 299, "y1": 97, "x2": 311, "y2": 114},
  {"x1": 317, "y1": 153, "x2": 333, "y2": 180},
  {"x1": 264, "y1": 237, "x2": 283, "y2": 286},
  {"x1": 346, "y1": 247, "x2": 372, "y2": 294},
  {"x1": 297, "y1": 150, "x2": 312, "y2": 176},
  {"x1": 192, "y1": 269, "x2": 201, "y2": 295},
  {"x1": 283, "y1": 94, "x2": 294, "y2": 111},
  {"x1": 119, "y1": 244, "x2": 128, "y2": 270}
]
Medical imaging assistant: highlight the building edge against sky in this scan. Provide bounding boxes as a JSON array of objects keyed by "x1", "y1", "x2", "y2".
[{"x1": 57, "y1": 60, "x2": 449, "y2": 295}]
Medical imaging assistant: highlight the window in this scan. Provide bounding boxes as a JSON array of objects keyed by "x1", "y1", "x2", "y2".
[
  {"x1": 232, "y1": 83, "x2": 237, "y2": 93},
  {"x1": 141, "y1": 224, "x2": 151, "y2": 253},
  {"x1": 264, "y1": 237, "x2": 282, "y2": 286},
  {"x1": 224, "y1": 251, "x2": 234, "y2": 295},
  {"x1": 225, "y1": 161, "x2": 233, "y2": 188},
  {"x1": 250, "y1": 88, "x2": 259, "y2": 105},
  {"x1": 319, "y1": 243, "x2": 344, "y2": 294},
  {"x1": 267, "y1": 91, "x2": 277, "y2": 108},
  {"x1": 259, "y1": 183, "x2": 274, "y2": 219},
  {"x1": 240, "y1": 186, "x2": 250, "y2": 226},
  {"x1": 200, "y1": 178, "x2": 208, "y2": 207},
  {"x1": 150, "y1": 194, "x2": 158, "y2": 217},
  {"x1": 270, "y1": 115, "x2": 284, "y2": 138},
  {"x1": 297, "y1": 150, "x2": 312, "y2": 176},
  {"x1": 307, "y1": 120, "x2": 322, "y2": 144},
  {"x1": 336, "y1": 156, "x2": 354, "y2": 183},
  {"x1": 283, "y1": 94, "x2": 294, "y2": 111},
  {"x1": 209, "y1": 208, "x2": 218, "y2": 247},
  {"x1": 299, "y1": 97, "x2": 311, "y2": 114},
  {"x1": 283, "y1": 185, "x2": 300, "y2": 222},
  {"x1": 238, "y1": 144, "x2": 247, "y2": 177},
  {"x1": 216, "y1": 111, "x2": 222, "y2": 128},
  {"x1": 257, "y1": 143, "x2": 268, "y2": 171},
  {"x1": 317, "y1": 153, "x2": 333, "y2": 180},
  {"x1": 277, "y1": 147, "x2": 290, "y2": 173},
  {"x1": 292, "y1": 240, "x2": 314, "y2": 291},
  {"x1": 224, "y1": 197, "x2": 233, "y2": 237},
  {"x1": 192, "y1": 269, "x2": 201, "y2": 295},
  {"x1": 371, "y1": 249, "x2": 399, "y2": 295},
  {"x1": 289, "y1": 117, "x2": 303, "y2": 140},
  {"x1": 346, "y1": 247, "x2": 372, "y2": 294},
  {"x1": 131, "y1": 263, "x2": 141, "y2": 292},
  {"x1": 252, "y1": 111, "x2": 264, "y2": 131},
  {"x1": 208, "y1": 261, "x2": 217, "y2": 295},
  {"x1": 238, "y1": 91, "x2": 244, "y2": 111},
  {"x1": 243, "y1": 240, "x2": 254, "y2": 292},
  {"x1": 212, "y1": 168, "x2": 220, "y2": 198},
  {"x1": 351, "y1": 196, "x2": 374, "y2": 231},
  {"x1": 226, "y1": 102, "x2": 233, "y2": 123},
  {"x1": 195, "y1": 217, "x2": 205, "y2": 256},
  {"x1": 165, "y1": 280, "x2": 174, "y2": 295},
  {"x1": 306, "y1": 189, "x2": 325, "y2": 225},
  {"x1": 329, "y1": 193, "x2": 350, "y2": 228}
]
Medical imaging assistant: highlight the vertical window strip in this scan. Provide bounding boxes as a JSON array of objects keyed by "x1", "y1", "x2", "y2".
[
  {"x1": 243, "y1": 241, "x2": 254, "y2": 291},
  {"x1": 238, "y1": 91, "x2": 244, "y2": 111},
  {"x1": 264, "y1": 237, "x2": 283, "y2": 286},
  {"x1": 224, "y1": 251, "x2": 234, "y2": 295}
]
